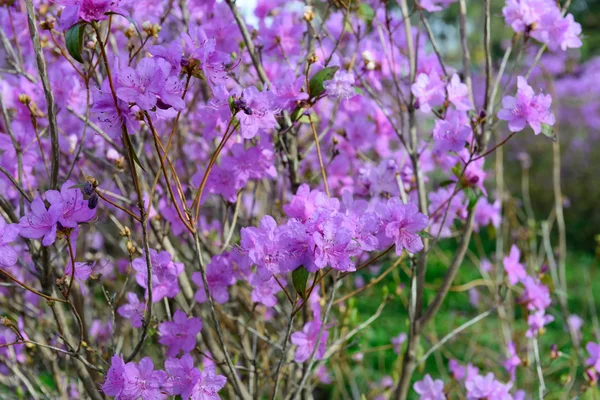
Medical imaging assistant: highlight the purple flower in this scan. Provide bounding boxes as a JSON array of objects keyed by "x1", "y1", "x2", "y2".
[
  {"x1": 531, "y1": 9, "x2": 582, "y2": 52},
  {"x1": 190, "y1": 364, "x2": 227, "y2": 399},
  {"x1": 323, "y1": 70, "x2": 356, "y2": 99},
  {"x1": 568, "y1": 315, "x2": 583, "y2": 345},
  {"x1": 92, "y1": 78, "x2": 139, "y2": 138},
  {"x1": 449, "y1": 359, "x2": 466, "y2": 380},
  {"x1": 521, "y1": 276, "x2": 551, "y2": 311},
  {"x1": 314, "y1": 365, "x2": 332, "y2": 384},
  {"x1": 412, "y1": 72, "x2": 445, "y2": 113},
  {"x1": 480, "y1": 259, "x2": 493, "y2": 273},
  {"x1": 391, "y1": 332, "x2": 407, "y2": 354},
  {"x1": 433, "y1": 110, "x2": 472, "y2": 153},
  {"x1": 122, "y1": 357, "x2": 168, "y2": 400},
  {"x1": 46, "y1": 180, "x2": 96, "y2": 228},
  {"x1": 261, "y1": 13, "x2": 304, "y2": 57},
  {"x1": 447, "y1": 74, "x2": 472, "y2": 111},
  {"x1": 133, "y1": 249, "x2": 184, "y2": 302},
  {"x1": 199, "y1": 164, "x2": 240, "y2": 203},
  {"x1": 250, "y1": 275, "x2": 283, "y2": 307},
  {"x1": 19, "y1": 197, "x2": 62, "y2": 246},
  {"x1": 586, "y1": 342, "x2": 600, "y2": 371},
  {"x1": 150, "y1": 42, "x2": 183, "y2": 75},
  {"x1": 102, "y1": 354, "x2": 131, "y2": 398},
  {"x1": 158, "y1": 310, "x2": 203, "y2": 357},
  {"x1": 0, "y1": 217, "x2": 19, "y2": 267},
  {"x1": 116, "y1": 58, "x2": 167, "y2": 111},
  {"x1": 465, "y1": 372, "x2": 510, "y2": 400},
  {"x1": 221, "y1": 144, "x2": 277, "y2": 187},
  {"x1": 474, "y1": 199, "x2": 501, "y2": 232},
  {"x1": 56, "y1": 0, "x2": 125, "y2": 29},
  {"x1": 164, "y1": 354, "x2": 202, "y2": 399},
  {"x1": 312, "y1": 220, "x2": 360, "y2": 272},
  {"x1": 419, "y1": 0, "x2": 456, "y2": 12},
  {"x1": 64, "y1": 261, "x2": 97, "y2": 295},
  {"x1": 378, "y1": 198, "x2": 429, "y2": 255},
  {"x1": 283, "y1": 184, "x2": 330, "y2": 222},
  {"x1": 191, "y1": 255, "x2": 235, "y2": 304},
  {"x1": 291, "y1": 320, "x2": 328, "y2": 363},
  {"x1": 526, "y1": 309, "x2": 554, "y2": 337},
  {"x1": 272, "y1": 72, "x2": 309, "y2": 110},
  {"x1": 235, "y1": 87, "x2": 278, "y2": 139},
  {"x1": 503, "y1": 341, "x2": 521, "y2": 382},
  {"x1": 241, "y1": 216, "x2": 289, "y2": 279},
  {"x1": 183, "y1": 26, "x2": 230, "y2": 93},
  {"x1": 117, "y1": 292, "x2": 145, "y2": 328},
  {"x1": 497, "y1": 76, "x2": 555, "y2": 135},
  {"x1": 413, "y1": 374, "x2": 445, "y2": 400},
  {"x1": 502, "y1": 0, "x2": 552, "y2": 33},
  {"x1": 503, "y1": 245, "x2": 527, "y2": 286}
]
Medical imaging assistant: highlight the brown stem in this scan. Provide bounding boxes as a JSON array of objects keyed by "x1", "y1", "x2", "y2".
[{"x1": 0, "y1": 268, "x2": 67, "y2": 303}]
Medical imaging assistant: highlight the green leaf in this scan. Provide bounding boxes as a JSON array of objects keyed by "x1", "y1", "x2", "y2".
[
  {"x1": 68, "y1": 183, "x2": 86, "y2": 189},
  {"x1": 438, "y1": 179, "x2": 455, "y2": 188},
  {"x1": 581, "y1": 387, "x2": 600, "y2": 400},
  {"x1": 418, "y1": 231, "x2": 434, "y2": 240},
  {"x1": 541, "y1": 123, "x2": 556, "y2": 141},
  {"x1": 451, "y1": 163, "x2": 462, "y2": 179},
  {"x1": 290, "y1": 106, "x2": 304, "y2": 122},
  {"x1": 297, "y1": 113, "x2": 319, "y2": 124},
  {"x1": 292, "y1": 267, "x2": 310, "y2": 299},
  {"x1": 354, "y1": 86, "x2": 364, "y2": 95},
  {"x1": 65, "y1": 23, "x2": 86, "y2": 63},
  {"x1": 357, "y1": 4, "x2": 375, "y2": 23},
  {"x1": 466, "y1": 188, "x2": 481, "y2": 211},
  {"x1": 308, "y1": 66, "x2": 339, "y2": 99}
]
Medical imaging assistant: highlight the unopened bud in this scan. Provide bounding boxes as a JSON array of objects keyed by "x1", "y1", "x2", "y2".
[
  {"x1": 152, "y1": 24, "x2": 162, "y2": 37},
  {"x1": 124, "y1": 25, "x2": 136, "y2": 39},
  {"x1": 550, "y1": 344, "x2": 559, "y2": 360},
  {"x1": 126, "y1": 241, "x2": 137, "y2": 254},
  {"x1": 85, "y1": 40, "x2": 96, "y2": 50},
  {"x1": 586, "y1": 368, "x2": 598, "y2": 385},
  {"x1": 141, "y1": 21, "x2": 153, "y2": 31},
  {"x1": 18, "y1": 94, "x2": 31, "y2": 105},
  {"x1": 303, "y1": 6, "x2": 315, "y2": 22},
  {"x1": 307, "y1": 53, "x2": 318, "y2": 64},
  {"x1": 120, "y1": 226, "x2": 131, "y2": 237},
  {"x1": 362, "y1": 50, "x2": 376, "y2": 71}
]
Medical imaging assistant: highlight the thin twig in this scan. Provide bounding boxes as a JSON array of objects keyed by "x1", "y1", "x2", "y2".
[
  {"x1": 24, "y1": 0, "x2": 60, "y2": 189},
  {"x1": 419, "y1": 308, "x2": 496, "y2": 364}
]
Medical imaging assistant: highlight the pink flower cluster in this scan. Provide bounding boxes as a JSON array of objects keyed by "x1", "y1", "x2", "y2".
[
  {"x1": 103, "y1": 354, "x2": 226, "y2": 400},
  {"x1": 503, "y1": 0, "x2": 582, "y2": 52}
]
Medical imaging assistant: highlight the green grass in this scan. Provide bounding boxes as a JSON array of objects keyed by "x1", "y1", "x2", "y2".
[{"x1": 321, "y1": 244, "x2": 600, "y2": 399}]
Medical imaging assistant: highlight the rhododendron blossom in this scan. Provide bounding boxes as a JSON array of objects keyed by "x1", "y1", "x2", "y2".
[{"x1": 0, "y1": 0, "x2": 591, "y2": 398}]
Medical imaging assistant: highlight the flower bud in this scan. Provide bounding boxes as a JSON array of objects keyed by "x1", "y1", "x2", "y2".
[
  {"x1": 303, "y1": 6, "x2": 315, "y2": 22},
  {"x1": 126, "y1": 241, "x2": 137, "y2": 255},
  {"x1": 124, "y1": 25, "x2": 136, "y2": 39},
  {"x1": 362, "y1": 50, "x2": 376, "y2": 71},
  {"x1": 550, "y1": 344, "x2": 559, "y2": 360},
  {"x1": 18, "y1": 94, "x2": 31, "y2": 105},
  {"x1": 87, "y1": 193, "x2": 99, "y2": 210}
]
